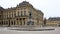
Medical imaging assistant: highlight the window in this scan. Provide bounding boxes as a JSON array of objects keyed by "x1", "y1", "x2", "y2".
[
  {"x1": 11, "y1": 12, "x2": 13, "y2": 17},
  {"x1": 14, "y1": 12, "x2": 16, "y2": 17},
  {"x1": 18, "y1": 11, "x2": 21, "y2": 16},
  {"x1": 24, "y1": 11, "x2": 26, "y2": 16},
  {"x1": 19, "y1": 11, "x2": 21, "y2": 16},
  {"x1": 11, "y1": 21, "x2": 13, "y2": 25},
  {"x1": 10, "y1": 12, "x2": 12, "y2": 17},
  {"x1": 19, "y1": 18, "x2": 22, "y2": 20},
  {"x1": 24, "y1": 8, "x2": 26, "y2": 16},
  {"x1": 23, "y1": 18, "x2": 25, "y2": 25},
  {"x1": 6, "y1": 13, "x2": 8, "y2": 18},
  {"x1": 7, "y1": 12, "x2": 9, "y2": 18},
  {"x1": 29, "y1": 12, "x2": 32, "y2": 19},
  {"x1": 5, "y1": 13, "x2": 6, "y2": 18},
  {"x1": 0, "y1": 22, "x2": 2, "y2": 25},
  {"x1": 0, "y1": 15, "x2": 1, "y2": 18},
  {"x1": 4, "y1": 21, "x2": 8, "y2": 25},
  {"x1": 21, "y1": 11, "x2": 22, "y2": 16},
  {"x1": 18, "y1": 11, "x2": 19, "y2": 16},
  {"x1": 16, "y1": 18, "x2": 18, "y2": 20},
  {"x1": 4, "y1": 15, "x2": 5, "y2": 18},
  {"x1": 9, "y1": 12, "x2": 11, "y2": 18},
  {"x1": 7, "y1": 14, "x2": 8, "y2": 18},
  {"x1": 1, "y1": 22, "x2": 2, "y2": 25}
]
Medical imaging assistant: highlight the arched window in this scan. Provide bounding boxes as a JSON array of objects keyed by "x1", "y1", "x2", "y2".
[
  {"x1": 18, "y1": 11, "x2": 19, "y2": 16},
  {"x1": 24, "y1": 11, "x2": 26, "y2": 16},
  {"x1": 24, "y1": 8, "x2": 26, "y2": 16},
  {"x1": 11, "y1": 21, "x2": 13, "y2": 25},
  {"x1": 21, "y1": 11, "x2": 23, "y2": 16}
]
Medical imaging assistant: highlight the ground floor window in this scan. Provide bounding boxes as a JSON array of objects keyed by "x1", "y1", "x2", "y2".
[
  {"x1": 3, "y1": 21, "x2": 8, "y2": 25},
  {"x1": 11, "y1": 21, "x2": 13, "y2": 25},
  {"x1": 0, "y1": 22, "x2": 2, "y2": 25},
  {"x1": 59, "y1": 25, "x2": 60, "y2": 27}
]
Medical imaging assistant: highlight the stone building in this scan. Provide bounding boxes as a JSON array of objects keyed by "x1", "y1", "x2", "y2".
[
  {"x1": 0, "y1": 1, "x2": 44, "y2": 27},
  {"x1": 0, "y1": 7, "x2": 4, "y2": 26},
  {"x1": 46, "y1": 17, "x2": 60, "y2": 27}
]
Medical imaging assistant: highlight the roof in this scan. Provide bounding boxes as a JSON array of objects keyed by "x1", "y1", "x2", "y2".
[
  {"x1": 0, "y1": 6, "x2": 4, "y2": 11},
  {"x1": 1, "y1": 1, "x2": 44, "y2": 15},
  {"x1": 18, "y1": 1, "x2": 33, "y2": 7},
  {"x1": 36, "y1": 9, "x2": 44, "y2": 15},
  {"x1": 17, "y1": 1, "x2": 44, "y2": 15},
  {"x1": 0, "y1": 6, "x2": 4, "y2": 9},
  {"x1": 48, "y1": 17, "x2": 60, "y2": 21}
]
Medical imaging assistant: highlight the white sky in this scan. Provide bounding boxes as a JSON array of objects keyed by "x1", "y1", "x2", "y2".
[{"x1": 0, "y1": 0, "x2": 60, "y2": 18}]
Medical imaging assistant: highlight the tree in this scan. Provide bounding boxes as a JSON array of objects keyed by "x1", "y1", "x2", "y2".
[{"x1": 44, "y1": 18, "x2": 46, "y2": 26}]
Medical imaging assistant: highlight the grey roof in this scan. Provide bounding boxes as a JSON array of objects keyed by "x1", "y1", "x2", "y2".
[
  {"x1": 48, "y1": 17, "x2": 60, "y2": 21},
  {"x1": 18, "y1": 1, "x2": 32, "y2": 7},
  {"x1": 36, "y1": 9, "x2": 44, "y2": 15},
  {"x1": 0, "y1": 6, "x2": 4, "y2": 11},
  {"x1": 0, "y1": 6, "x2": 4, "y2": 9}
]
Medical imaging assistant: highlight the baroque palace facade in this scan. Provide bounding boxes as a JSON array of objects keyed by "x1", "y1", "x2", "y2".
[
  {"x1": 0, "y1": 1, "x2": 44, "y2": 27},
  {"x1": 0, "y1": 1, "x2": 60, "y2": 27}
]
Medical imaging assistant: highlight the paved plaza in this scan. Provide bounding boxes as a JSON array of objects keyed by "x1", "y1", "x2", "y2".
[{"x1": 0, "y1": 27, "x2": 60, "y2": 34}]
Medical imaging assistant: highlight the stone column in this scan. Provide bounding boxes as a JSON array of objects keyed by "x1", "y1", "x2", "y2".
[
  {"x1": 24, "y1": 19, "x2": 26, "y2": 26},
  {"x1": 14, "y1": 20, "x2": 16, "y2": 26},
  {"x1": 13, "y1": 20, "x2": 14, "y2": 26},
  {"x1": 18, "y1": 20, "x2": 20, "y2": 26},
  {"x1": 8, "y1": 21, "x2": 9, "y2": 25},
  {"x1": 3, "y1": 20, "x2": 4, "y2": 26},
  {"x1": 25, "y1": 18, "x2": 27, "y2": 26},
  {"x1": 22, "y1": 19, "x2": 23, "y2": 26},
  {"x1": 8, "y1": 20, "x2": 10, "y2": 27},
  {"x1": 10, "y1": 20, "x2": 11, "y2": 26}
]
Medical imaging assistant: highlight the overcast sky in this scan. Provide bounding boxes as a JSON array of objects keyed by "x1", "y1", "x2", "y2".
[{"x1": 0, "y1": 0, "x2": 60, "y2": 19}]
